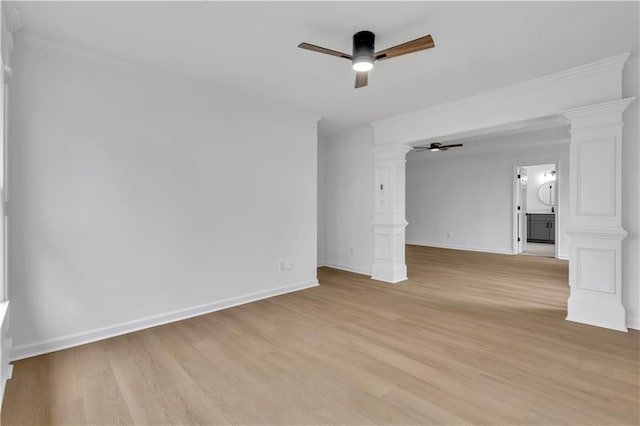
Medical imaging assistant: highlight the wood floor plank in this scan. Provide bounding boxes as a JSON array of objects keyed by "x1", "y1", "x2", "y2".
[{"x1": 2, "y1": 245, "x2": 638, "y2": 425}]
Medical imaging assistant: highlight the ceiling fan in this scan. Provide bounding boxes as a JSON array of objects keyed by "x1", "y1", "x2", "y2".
[
  {"x1": 413, "y1": 142, "x2": 463, "y2": 152},
  {"x1": 298, "y1": 31, "x2": 435, "y2": 88}
]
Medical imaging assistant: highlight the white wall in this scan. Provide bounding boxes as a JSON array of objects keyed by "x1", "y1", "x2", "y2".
[
  {"x1": 8, "y1": 40, "x2": 319, "y2": 358},
  {"x1": 622, "y1": 57, "x2": 639, "y2": 329},
  {"x1": 406, "y1": 144, "x2": 569, "y2": 258},
  {"x1": 321, "y1": 127, "x2": 374, "y2": 275},
  {"x1": 524, "y1": 163, "x2": 556, "y2": 214}
]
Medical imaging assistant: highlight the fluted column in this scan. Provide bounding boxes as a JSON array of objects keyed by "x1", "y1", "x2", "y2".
[
  {"x1": 370, "y1": 144, "x2": 412, "y2": 283},
  {"x1": 562, "y1": 98, "x2": 634, "y2": 331}
]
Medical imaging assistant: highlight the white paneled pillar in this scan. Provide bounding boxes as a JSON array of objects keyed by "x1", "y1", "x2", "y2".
[
  {"x1": 371, "y1": 144, "x2": 412, "y2": 283},
  {"x1": 562, "y1": 98, "x2": 634, "y2": 331}
]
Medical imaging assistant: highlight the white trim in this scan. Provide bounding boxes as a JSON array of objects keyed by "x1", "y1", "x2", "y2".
[
  {"x1": 10, "y1": 280, "x2": 319, "y2": 361},
  {"x1": 372, "y1": 53, "x2": 629, "y2": 146},
  {"x1": 627, "y1": 313, "x2": 640, "y2": 330},
  {"x1": 562, "y1": 97, "x2": 635, "y2": 121},
  {"x1": 566, "y1": 226, "x2": 628, "y2": 240},
  {"x1": 321, "y1": 261, "x2": 372, "y2": 276},
  {"x1": 0, "y1": 301, "x2": 10, "y2": 406},
  {"x1": 371, "y1": 143, "x2": 413, "y2": 156},
  {"x1": 13, "y1": 33, "x2": 321, "y2": 123},
  {"x1": 406, "y1": 241, "x2": 514, "y2": 256},
  {"x1": 511, "y1": 160, "x2": 561, "y2": 259},
  {"x1": 372, "y1": 52, "x2": 630, "y2": 130}
]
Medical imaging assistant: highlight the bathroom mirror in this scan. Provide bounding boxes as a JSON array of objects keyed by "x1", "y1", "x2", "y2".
[{"x1": 538, "y1": 181, "x2": 556, "y2": 206}]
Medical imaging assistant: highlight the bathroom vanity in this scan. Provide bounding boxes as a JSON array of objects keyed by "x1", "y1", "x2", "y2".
[{"x1": 527, "y1": 213, "x2": 555, "y2": 243}]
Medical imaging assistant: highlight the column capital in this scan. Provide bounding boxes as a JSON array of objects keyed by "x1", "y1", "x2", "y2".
[
  {"x1": 371, "y1": 143, "x2": 413, "y2": 159},
  {"x1": 561, "y1": 97, "x2": 635, "y2": 128}
]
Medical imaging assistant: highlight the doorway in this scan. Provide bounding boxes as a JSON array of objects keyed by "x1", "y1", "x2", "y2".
[{"x1": 514, "y1": 163, "x2": 557, "y2": 258}]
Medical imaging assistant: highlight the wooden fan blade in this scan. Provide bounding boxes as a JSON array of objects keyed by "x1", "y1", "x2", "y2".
[
  {"x1": 375, "y1": 35, "x2": 435, "y2": 61},
  {"x1": 355, "y1": 71, "x2": 368, "y2": 88},
  {"x1": 298, "y1": 42, "x2": 352, "y2": 60}
]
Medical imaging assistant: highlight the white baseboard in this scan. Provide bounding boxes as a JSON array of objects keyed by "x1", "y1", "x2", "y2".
[
  {"x1": 558, "y1": 254, "x2": 569, "y2": 260},
  {"x1": 0, "y1": 302, "x2": 11, "y2": 408},
  {"x1": 407, "y1": 241, "x2": 514, "y2": 256},
  {"x1": 0, "y1": 364, "x2": 11, "y2": 408},
  {"x1": 627, "y1": 313, "x2": 640, "y2": 330},
  {"x1": 10, "y1": 280, "x2": 319, "y2": 361},
  {"x1": 322, "y1": 261, "x2": 371, "y2": 276}
]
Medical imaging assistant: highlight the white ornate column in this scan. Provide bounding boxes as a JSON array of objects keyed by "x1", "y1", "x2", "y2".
[
  {"x1": 370, "y1": 144, "x2": 412, "y2": 283},
  {"x1": 562, "y1": 98, "x2": 634, "y2": 331}
]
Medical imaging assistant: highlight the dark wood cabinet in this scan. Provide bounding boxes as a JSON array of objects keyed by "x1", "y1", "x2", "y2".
[{"x1": 527, "y1": 214, "x2": 555, "y2": 243}]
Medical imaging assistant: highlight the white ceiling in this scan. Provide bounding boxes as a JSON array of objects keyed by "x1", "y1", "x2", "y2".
[
  {"x1": 7, "y1": 1, "x2": 639, "y2": 136},
  {"x1": 407, "y1": 125, "x2": 570, "y2": 163}
]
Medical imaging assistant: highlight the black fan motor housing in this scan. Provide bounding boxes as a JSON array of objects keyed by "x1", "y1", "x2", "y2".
[{"x1": 353, "y1": 31, "x2": 375, "y2": 63}]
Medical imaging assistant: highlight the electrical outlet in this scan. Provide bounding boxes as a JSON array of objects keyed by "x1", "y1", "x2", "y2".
[{"x1": 279, "y1": 260, "x2": 293, "y2": 271}]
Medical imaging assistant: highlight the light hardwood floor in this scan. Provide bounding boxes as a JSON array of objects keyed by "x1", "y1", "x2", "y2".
[{"x1": 2, "y1": 245, "x2": 639, "y2": 425}]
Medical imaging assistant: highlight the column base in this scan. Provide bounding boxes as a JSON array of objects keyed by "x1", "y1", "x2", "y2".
[
  {"x1": 566, "y1": 227, "x2": 627, "y2": 332},
  {"x1": 567, "y1": 295, "x2": 627, "y2": 332},
  {"x1": 371, "y1": 261, "x2": 407, "y2": 284}
]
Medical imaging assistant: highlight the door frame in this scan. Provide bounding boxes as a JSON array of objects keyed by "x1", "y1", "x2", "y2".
[
  {"x1": 514, "y1": 166, "x2": 528, "y2": 254},
  {"x1": 512, "y1": 161, "x2": 559, "y2": 258}
]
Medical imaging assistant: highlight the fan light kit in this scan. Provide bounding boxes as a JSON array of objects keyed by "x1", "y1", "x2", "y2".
[
  {"x1": 413, "y1": 142, "x2": 463, "y2": 152},
  {"x1": 298, "y1": 30, "x2": 435, "y2": 88}
]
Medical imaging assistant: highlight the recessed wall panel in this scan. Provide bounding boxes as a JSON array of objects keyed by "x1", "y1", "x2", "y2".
[
  {"x1": 576, "y1": 138, "x2": 615, "y2": 216},
  {"x1": 375, "y1": 233, "x2": 391, "y2": 260},
  {"x1": 576, "y1": 248, "x2": 615, "y2": 293}
]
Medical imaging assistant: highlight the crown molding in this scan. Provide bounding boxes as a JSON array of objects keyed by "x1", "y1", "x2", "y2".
[
  {"x1": 561, "y1": 97, "x2": 636, "y2": 121},
  {"x1": 14, "y1": 32, "x2": 322, "y2": 123},
  {"x1": 15, "y1": 32, "x2": 143, "y2": 71},
  {"x1": 372, "y1": 52, "x2": 631, "y2": 131}
]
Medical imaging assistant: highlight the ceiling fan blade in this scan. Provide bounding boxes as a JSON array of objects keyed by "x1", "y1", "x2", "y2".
[
  {"x1": 375, "y1": 35, "x2": 435, "y2": 61},
  {"x1": 298, "y1": 42, "x2": 352, "y2": 60},
  {"x1": 440, "y1": 144, "x2": 463, "y2": 149},
  {"x1": 355, "y1": 71, "x2": 368, "y2": 88}
]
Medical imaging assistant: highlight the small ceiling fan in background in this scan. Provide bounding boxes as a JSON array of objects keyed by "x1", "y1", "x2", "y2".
[
  {"x1": 298, "y1": 31, "x2": 435, "y2": 88},
  {"x1": 413, "y1": 142, "x2": 463, "y2": 152}
]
